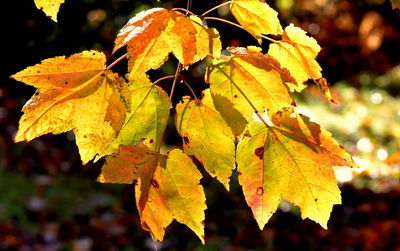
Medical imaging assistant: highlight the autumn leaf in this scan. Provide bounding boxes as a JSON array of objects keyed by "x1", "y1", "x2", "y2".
[
  {"x1": 175, "y1": 96, "x2": 235, "y2": 190},
  {"x1": 231, "y1": 0, "x2": 282, "y2": 43},
  {"x1": 96, "y1": 74, "x2": 171, "y2": 159},
  {"x1": 268, "y1": 24, "x2": 335, "y2": 102},
  {"x1": 114, "y1": 8, "x2": 221, "y2": 79},
  {"x1": 205, "y1": 46, "x2": 296, "y2": 136},
  {"x1": 12, "y1": 51, "x2": 128, "y2": 164},
  {"x1": 34, "y1": 0, "x2": 65, "y2": 22},
  {"x1": 99, "y1": 145, "x2": 206, "y2": 243},
  {"x1": 236, "y1": 111, "x2": 355, "y2": 229}
]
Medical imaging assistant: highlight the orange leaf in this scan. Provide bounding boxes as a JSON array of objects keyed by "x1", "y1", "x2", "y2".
[
  {"x1": 99, "y1": 145, "x2": 207, "y2": 243},
  {"x1": 114, "y1": 8, "x2": 221, "y2": 79},
  {"x1": 12, "y1": 51, "x2": 128, "y2": 164}
]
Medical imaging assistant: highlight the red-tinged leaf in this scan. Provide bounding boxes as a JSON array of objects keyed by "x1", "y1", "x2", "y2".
[
  {"x1": 236, "y1": 111, "x2": 355, "y2": 229},
  {"x1": 99, "y1": 145, "x2": 206, "y2": 243}
]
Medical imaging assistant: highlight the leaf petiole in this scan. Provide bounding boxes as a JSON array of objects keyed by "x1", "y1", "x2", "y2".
[
  {"x1": 105, "y1": 53, "x2": 128, "y2": 70},
  {"x1": 171, "y1": 7, "x2": 196, "y2": 16},
  {"x1": 203, "y1": 17, "x2": 278, "y2": 43},
  {"x1": 153, "y1": 75, "x2": 175, "y2": 86},
  {"x1": 201, "y1": 1, "x2": 232, "y2": 17}
]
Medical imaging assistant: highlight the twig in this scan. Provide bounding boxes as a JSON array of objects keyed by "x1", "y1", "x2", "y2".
[
  {"x1": 105, "y1": 53, "x2": 128, "y2": 70},
  {"x1": 201, "y1": 1, "x2": 232, "y2": 17}
]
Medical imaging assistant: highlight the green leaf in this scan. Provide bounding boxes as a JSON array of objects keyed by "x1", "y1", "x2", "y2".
[{"x1": 96, "y1": 75, "x2": 171, "y2": 159}]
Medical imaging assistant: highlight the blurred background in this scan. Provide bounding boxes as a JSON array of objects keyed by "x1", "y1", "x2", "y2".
[{"x1": 1, "y1": 0, "x2": 400, "y2": 250}]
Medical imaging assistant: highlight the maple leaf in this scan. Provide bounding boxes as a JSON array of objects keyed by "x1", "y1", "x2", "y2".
[
  {"x1": 230, "y1": 0, "x2": 282, "y2": 43},
  {"x1": 34, "y1": 0, "x2": 65, "y2": 22},
  {"x1": 96, "y1": 74, "x2": 171, "y2": 159},
  {"x1": 268, "y1": 24, "x2": 335, "y2": 102},
  {"x1": 205, "y1": 46, "x2": 296, "y2": 136},
  {"x1": 175, "y1": 96, "x2": 235, "y2": 190},
  {"x1": 12, "y1": 51, "x2": 128, "y2": 164},
  {"x1": 114, "y1": 8, "x2": 221, "y2": 79},
  {"x1": 236, "y1": 111, "x2": 355, "y2": 229},
  {"x1": 99, "y1": 145, "x2": 206, "y2": 243}
]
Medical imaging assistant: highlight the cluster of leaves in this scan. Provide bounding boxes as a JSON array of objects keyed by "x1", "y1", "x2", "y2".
[{"x1": 13, "y1": 0, "x2": 356, "y2": 243}]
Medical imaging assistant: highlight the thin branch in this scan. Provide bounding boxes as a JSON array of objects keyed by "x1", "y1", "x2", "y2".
[
  {"x1": 171, "y1": 7, "x2": 196, "y2": 16},
  {"x1": 203, "y1": 17, "x2": 278, "y2": 43},
  {"x1": 169, "y1": 63, "x2": 182, "y2": 101},
  {"x1": 261, "y1": 34, "x2": 278, "y2": 43},
  {"x1": 181, "y1": 78, "x2": 198, "y2": 100},
  {"x1": 153, "y1": 75, "x2": 175, "y2": 86},
  {"x1": 201, "y1": 1, "x2": 232, "y2": 17},
  {"x1": 105, "y1": 53, "x2": 128, "y2": 70}
]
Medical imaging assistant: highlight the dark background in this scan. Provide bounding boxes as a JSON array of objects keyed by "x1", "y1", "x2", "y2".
[{"x1": 1, "y1": 0, "x2": 400, "y2": 250}]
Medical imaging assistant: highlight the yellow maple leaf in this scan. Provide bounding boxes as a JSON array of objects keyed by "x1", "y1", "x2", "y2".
[
  {"x1": 231, "y1": 0, "x2": 282, "y2": 43},
  {"x1": 99, "y1": 145, "x2": 206, "y2": 243},
  {"x1": 236, "y1": 111, "x2": 355, "y2": 229},
  {"x1": 175, "y1": 96, "x2": 235, "y2": 190},
  {"x1": 205, "y1": 46, "x2": 296, "y2": 136},
  {"x1": 34, "y1": 0, "x2": 65, "y2": 22},
  {"x1": 114, "y1": 8, "x2": 221, "y2": 79},
  {"x1": 268, "y1": 24, "x2": 335, "y2": 102},
  {"x1": 12, "y1": 51, "x2": 128, "y2": 164}
]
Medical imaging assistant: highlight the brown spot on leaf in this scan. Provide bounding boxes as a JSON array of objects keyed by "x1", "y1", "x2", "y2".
[
  {"x1": 149, "y1": 139, "x2": 154, "y2": 143},
  {"x1": 238, "y1": 171, "x2": 242, "y2": 176},
  {"x1": 183, "y1": 136, "x2": 189, "y2": 145},
  {"x1": 255, "y1": 147, "x2": 264, "y2": 159},
  {"x1": 256, "y1": 187, "x2": 263, "y2": 196}
]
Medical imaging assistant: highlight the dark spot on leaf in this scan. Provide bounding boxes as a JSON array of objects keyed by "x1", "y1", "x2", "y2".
[
  {"x1": 234, "y1": 94, "x2": 238, "y2": 98},
  {"x1": 256, "y1": 187, "x2": 263, "y2": 196},
  {"x1": 314, "y1": 198, "x2": 318, "y2": 202},
  {"x1": 151, "y1": 179, "x2": 159, "y2": 189},
  {"x1": 291, "y1": 101, "x2": 296, "y2": 106},
  {"x1": 101, "y1": 73, "x2": 105, "y2": 77},
  {"x1": 83, "y1": 135, "x2": 87, "y2": 138},
  {"x1": 92, "y1": 52, "x2": 96, "y2": 55},
  {"x1": 238, "y1": 171, "x2": 242, "y2": 176},
  {"x1": 255, "y1": 147, "x2": 264, "y2": 159},
  {"x1": 149, "y1": 139, "x2": 154, "y2": 143},
  {"x1": 64, "y1": 81, "x2": 68, "y2": 85},
  {"x1": 339, "y1": 145, "x2": 344, "y2": 149},
  {"x1": 183, "y1": 136, "x2": 189, "y2": 145}
]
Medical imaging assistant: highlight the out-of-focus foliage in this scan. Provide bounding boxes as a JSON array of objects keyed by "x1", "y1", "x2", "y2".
[{"x1": 297, "y1": 65, "x2": 400, "y2": 192}]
